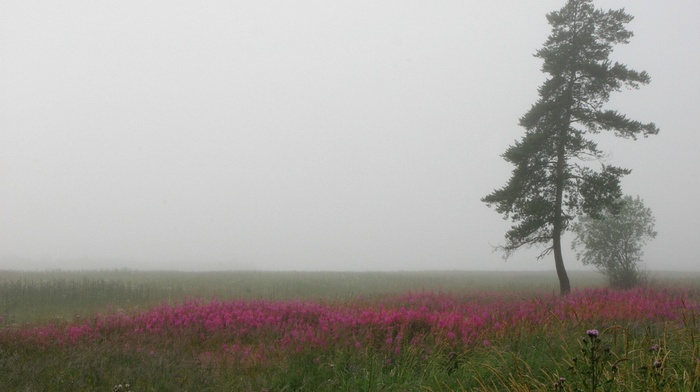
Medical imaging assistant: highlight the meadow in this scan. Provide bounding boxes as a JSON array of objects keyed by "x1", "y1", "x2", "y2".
[{"x1": 2, "y1": 270, "x2": 700, "y2": 391}]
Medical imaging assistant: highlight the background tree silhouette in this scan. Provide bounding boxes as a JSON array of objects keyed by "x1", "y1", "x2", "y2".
[{"x1": 571, "y1": 195, "x2": 657, "y2": 289}]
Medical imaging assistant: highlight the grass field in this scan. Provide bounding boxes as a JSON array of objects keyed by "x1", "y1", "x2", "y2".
[{"x1": 2, "y1": 269, "x2": 700, "y2": 391}]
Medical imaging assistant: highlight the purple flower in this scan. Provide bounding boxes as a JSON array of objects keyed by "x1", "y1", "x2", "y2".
[
  {"x1": 554, "y1": 377, "x2": 565, "y2": 389},
  {"x1": 586, "y1": 329, "x2": 599, "y2": 338},
  {"x1": 653, "y1": 360, "x2": 662, "y2": 368},
  {"x1": 649, "y1": 344, "x2": 659, "y2": 352}
]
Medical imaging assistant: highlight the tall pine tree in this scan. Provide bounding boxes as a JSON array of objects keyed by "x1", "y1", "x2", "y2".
[{"x1": 482, "y1": 0, "x2": 659, "y2": 295}]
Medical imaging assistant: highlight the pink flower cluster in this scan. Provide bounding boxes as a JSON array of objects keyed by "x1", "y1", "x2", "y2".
[{"x1": 2, "y1": 287, "x2": 696, "y2": 361}]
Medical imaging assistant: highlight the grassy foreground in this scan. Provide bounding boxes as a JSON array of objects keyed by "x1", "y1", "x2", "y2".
[{"x1": 1, "y1": 270, "x2": 700, "y2": 391}]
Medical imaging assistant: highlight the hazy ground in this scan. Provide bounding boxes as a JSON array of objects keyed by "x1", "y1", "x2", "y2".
[{"x1": 2, "y1": 269, "x2": 697, "y2": 325}]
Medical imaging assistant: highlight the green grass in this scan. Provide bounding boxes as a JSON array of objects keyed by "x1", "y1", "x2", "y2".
[
  {"x1": 2, "y1": 269, "x2": 700, "y2": 391},
  {"x1": 5, "y1": 324, "x2": 699, "y2": 391}
]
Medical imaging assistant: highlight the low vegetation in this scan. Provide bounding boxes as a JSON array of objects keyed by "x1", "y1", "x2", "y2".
[{"x1": 1, "y1": 270, "x2": 700, "y2": 391}]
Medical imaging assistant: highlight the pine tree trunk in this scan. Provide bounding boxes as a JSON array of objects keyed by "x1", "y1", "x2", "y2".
[
  {"x1": 554, "y1": 105, "x2": 571, "y2": 296},
  {"x1": 552, "y1": 231, "x2": 571, "y2": 295},
  {"x1": 553, "y1": 155, "x2": 571, "y2": 295}
]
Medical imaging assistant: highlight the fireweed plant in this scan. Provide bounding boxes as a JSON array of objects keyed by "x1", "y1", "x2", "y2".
[
  {"x1": 3, "y1": 288, "x2": 691, "y2": 350},
  {"x1": 2, "y1": 287, "x2": 700, "y2": 390}
]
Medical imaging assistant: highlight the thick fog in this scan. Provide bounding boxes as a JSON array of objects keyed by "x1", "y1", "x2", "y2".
[{"x1": 1, "y1": 1, "x2": 698, "y2": 271}]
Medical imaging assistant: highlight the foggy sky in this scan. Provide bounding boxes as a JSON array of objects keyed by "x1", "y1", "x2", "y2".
[{"x1": 1, "y1": 0, "x2": 698, "y2": 271}]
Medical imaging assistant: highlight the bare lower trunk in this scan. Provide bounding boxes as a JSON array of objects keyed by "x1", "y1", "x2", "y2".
[
  {"x1": 553, "y1": 165, "x2": 571, "y2": 295},
  {"x1": 554, "y1": 106, "x2": 571, "y2": 296},
  {"x1": 553, "y1": 234, "x2": 571, "y2": 295}
]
